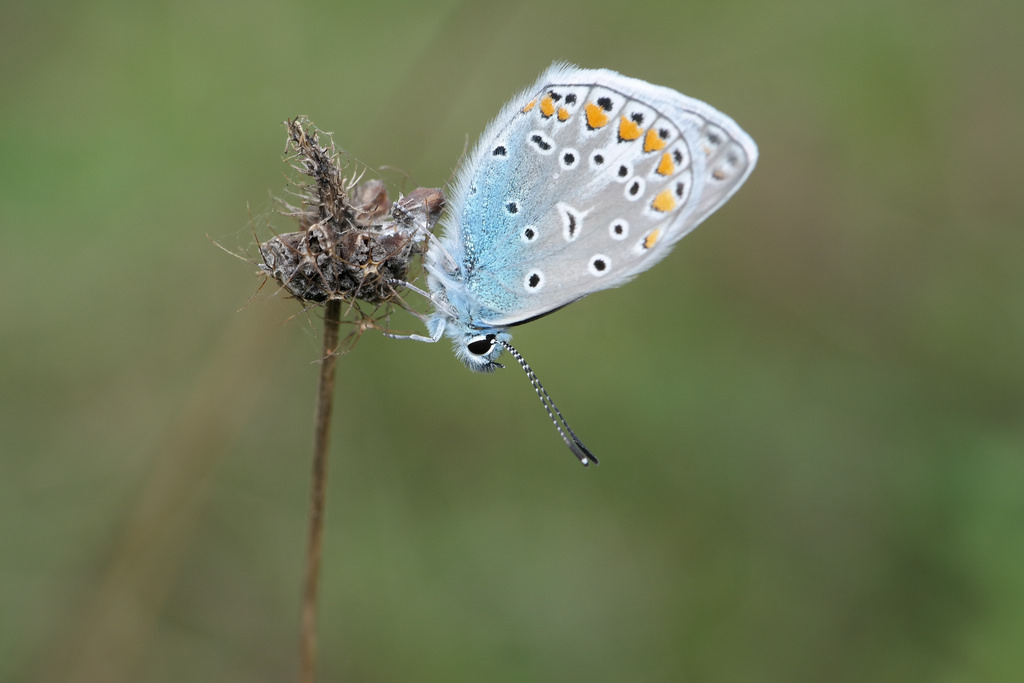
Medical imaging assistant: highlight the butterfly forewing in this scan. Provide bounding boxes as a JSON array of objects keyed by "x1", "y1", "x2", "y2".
[{"x1": 448, "y1": 64, "x2": 756, "y2": 328}]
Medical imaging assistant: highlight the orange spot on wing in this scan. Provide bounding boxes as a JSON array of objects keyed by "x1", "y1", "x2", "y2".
[
  {"x1": 585, "y1": 102, "x2": 609, "y2": 128},
  {"x1": 540, "y1": 95, "x2": 556, "y2": 118},
  {"x1": 618, "y1": 115, "x2": 643, "y2": 141},
  {"x1": 651, "y1": 190, "x2": 676, "y2": 213},
  {"x1": 557, "y1": 107, "x2": 570, "y2": 121},
  {"x1": 644, "y1": 129, "x2": 667, "y2": 152},
  {"x1": 656, "y1": 152, "x2": 675, "y2": 176},
  {"x1": 522, "y1": 98, "x2": 536, "y2": 113},
  {"x1": 644, "y1": 229, "x2": 662, "y2": 249}
]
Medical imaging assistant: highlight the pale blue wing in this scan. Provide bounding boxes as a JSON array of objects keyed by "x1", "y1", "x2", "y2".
[{"x1": 435, "y1": 63, "x2": 758, "y2": 328}]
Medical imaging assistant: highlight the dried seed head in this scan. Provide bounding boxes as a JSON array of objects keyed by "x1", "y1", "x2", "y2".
[{"x1": 258, "y1": 117, "x2": 445, "y2": 306}]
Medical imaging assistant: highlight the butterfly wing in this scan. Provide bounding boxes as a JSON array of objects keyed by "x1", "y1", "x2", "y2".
[{"x1": 438, "y1": 63, "x2": 758, "y2": 328}]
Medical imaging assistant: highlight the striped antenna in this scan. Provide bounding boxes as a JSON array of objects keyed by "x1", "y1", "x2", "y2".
[{"x1": 497, "y1": 339, "x2": 598, "y2": 467}]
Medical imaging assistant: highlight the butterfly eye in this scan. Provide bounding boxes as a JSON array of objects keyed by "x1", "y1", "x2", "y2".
[{"x1": 466, "y1": 335, "x2": 495, "y2": 356}]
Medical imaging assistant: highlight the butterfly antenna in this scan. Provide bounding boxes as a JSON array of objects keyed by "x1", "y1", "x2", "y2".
[{"x1": 497, "y1": 340, "x2": 598, "y2": 467}]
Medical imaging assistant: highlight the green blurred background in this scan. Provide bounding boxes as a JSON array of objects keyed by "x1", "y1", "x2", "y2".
[{"x1": 2, "y1": 0, "x2": 1022, "y2": 681}]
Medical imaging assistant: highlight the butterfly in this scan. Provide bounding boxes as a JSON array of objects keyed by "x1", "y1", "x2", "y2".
[{"x1": 397, "y1": 62, "x2": 757, "y2": 466}]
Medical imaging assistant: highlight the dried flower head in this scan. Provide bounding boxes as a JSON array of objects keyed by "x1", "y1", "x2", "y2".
[{"x1": 259, "y1": 117, "x2": 445, "y2": 306}]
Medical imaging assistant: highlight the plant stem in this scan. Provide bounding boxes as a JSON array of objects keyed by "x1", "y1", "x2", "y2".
[{"x1": 300, "y1": 298, "x2": 341, "y2": 683}]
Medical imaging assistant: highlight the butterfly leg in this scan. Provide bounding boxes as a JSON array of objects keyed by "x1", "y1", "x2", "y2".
[
  {"x1": 381, "y1": 307, "x2": 445, "y2": 344},
  {"x1": 382, "y1": 328, "x2": 441, "y2": 343},
  {"x1": 387, "y1": 278, "x2": 431, "y2": 301}
]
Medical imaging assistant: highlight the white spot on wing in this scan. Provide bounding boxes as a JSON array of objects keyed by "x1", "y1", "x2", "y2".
[
  {"x1": 523, "y1": 270, "x2": 545, "y2": 291},
  {"x1": 588, "y1": 254, "x2": 611, "y2": 276},
  {"x1": 609, "y1": 219, "x2": 629, "y2": 240},
  {"x1": 557, "y1": 202, "x2": 588, "y2": 242}
]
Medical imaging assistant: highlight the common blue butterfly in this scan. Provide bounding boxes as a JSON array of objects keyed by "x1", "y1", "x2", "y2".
[{"x1": 398, "y1": 63, "x2": 757, "y2": 465}]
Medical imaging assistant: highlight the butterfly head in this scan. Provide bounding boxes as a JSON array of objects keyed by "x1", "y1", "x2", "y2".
[{"x1": 452, "y1": 328, "x2": 511, "y2": 373}]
